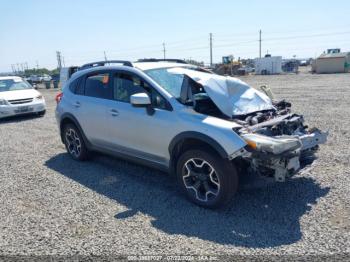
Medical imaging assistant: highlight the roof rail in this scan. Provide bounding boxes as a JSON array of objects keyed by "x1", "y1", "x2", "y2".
[
  {"x1": 137, "y1": 58, "x2": 188, "y2": 64},
  {"x1": 79, "y1": 60, "x2": 133, "y2": 70}
]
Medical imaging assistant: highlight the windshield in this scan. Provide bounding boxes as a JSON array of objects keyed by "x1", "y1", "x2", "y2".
[
  {"x1": 0, "y1": 79, "x2": 33, "y2": 92},
  {"x1": 144, "y1": 66, "x2": 210, "y2": 98}
]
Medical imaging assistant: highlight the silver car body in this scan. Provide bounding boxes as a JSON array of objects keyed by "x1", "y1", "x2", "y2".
[{"x1": 56, "y1": 61, "x2": 327, "y2": 181}]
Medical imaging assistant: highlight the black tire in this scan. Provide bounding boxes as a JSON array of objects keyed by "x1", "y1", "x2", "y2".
[
  {"x1": 63, "y1": 123, "x2": 89, "y2": 161},
  {"x1": 176, "y1": 148, "x2": 238, "y2": 209}
]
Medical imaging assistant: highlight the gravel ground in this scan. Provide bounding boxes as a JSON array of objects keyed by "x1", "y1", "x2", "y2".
[{"x1": 0, "y1": 71, "x2": 349, "y2": 258}]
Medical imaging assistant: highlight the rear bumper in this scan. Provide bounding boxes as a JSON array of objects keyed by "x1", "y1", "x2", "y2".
[{"x1": 0, "y1": 100, "x2": 46, "y2": 119}]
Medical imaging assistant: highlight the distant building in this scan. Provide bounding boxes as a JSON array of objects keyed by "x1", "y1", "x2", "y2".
[
  {"x1": 254, "y1": 55, "x2": 282, "y2": 75},
  {"x1": 314, "y1": 49, "x2": 350, "y2": 74}
]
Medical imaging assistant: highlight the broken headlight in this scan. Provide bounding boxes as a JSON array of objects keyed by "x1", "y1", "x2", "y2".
[{"x1": 241, "y1": 133, "x2": 301, "y2": 155}]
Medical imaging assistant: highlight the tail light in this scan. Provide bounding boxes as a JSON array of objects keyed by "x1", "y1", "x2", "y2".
[{"x1": 55, "y1": 92, "x2": 63, "y2": 104}]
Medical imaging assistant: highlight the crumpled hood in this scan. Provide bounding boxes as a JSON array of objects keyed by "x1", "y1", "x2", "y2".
[{"x1": 169, "y1": 67, "x2": 275, "y2": 117}]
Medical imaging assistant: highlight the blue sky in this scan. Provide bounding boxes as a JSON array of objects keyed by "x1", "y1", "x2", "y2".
[{"x1": 0, "y1": 0, "x2": 349, "y2": 72}]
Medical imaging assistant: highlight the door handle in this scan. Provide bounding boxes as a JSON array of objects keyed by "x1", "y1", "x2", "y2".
[
  {"x1": 110, "y1": 109, "x2": 119, "y2": 116},
  {"x1": 73, "y1": 101, "x2": 81, "y2": 108}
]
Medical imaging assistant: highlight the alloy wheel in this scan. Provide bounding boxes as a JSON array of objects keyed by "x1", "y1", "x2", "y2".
[
  {"x1": 65, "y1": 128, "x2": 81, "y2": 158},
  {"x1": 182, "y1": 158, "x2": 220, "y2": 202}
]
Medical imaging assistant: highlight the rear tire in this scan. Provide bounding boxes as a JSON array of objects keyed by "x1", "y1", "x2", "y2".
[
  {"x1": 63, "y1": 123, "x2": 89, "y2": 161},
  {"x1": 176, "y1": 149, "x2": 238, "y2": 209}
]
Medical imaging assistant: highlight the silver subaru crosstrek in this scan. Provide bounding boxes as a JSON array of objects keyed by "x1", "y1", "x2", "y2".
[{"x1": 55, "y1": 59, "x2": 327, "y2": 208}]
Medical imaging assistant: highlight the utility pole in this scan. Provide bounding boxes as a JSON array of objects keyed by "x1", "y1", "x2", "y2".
[
  {"x1": 104, "y1": 51, "x2": 107, "y2": 61},
  {"x1": 36, "y1": 60, "x2": 39, "y2": 70},
  {"x1": 259, "y1": 30, "x2": 262, "y2": 58},
  {"x1": 209, "y1": 33, "x2": 213, "y2": 68},
  {"x1": 162, "y1": 43, "x2": 166, "y2": 59},
  {"x1": 62, "y1": 56, "x2": 66, "y2": 67},
  {"x1": 56, "y1": 51, "x2": 62, "y2": 70}
]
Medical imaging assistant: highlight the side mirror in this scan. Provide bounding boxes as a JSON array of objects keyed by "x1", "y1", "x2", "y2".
[{"x1": 130, "y1": 93, "x2": 151, "y2": 107}]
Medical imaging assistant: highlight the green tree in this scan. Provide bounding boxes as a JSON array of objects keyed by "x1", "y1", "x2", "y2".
[{"x1": 24, "y1": 68, "x2": 59, "y2": 76}]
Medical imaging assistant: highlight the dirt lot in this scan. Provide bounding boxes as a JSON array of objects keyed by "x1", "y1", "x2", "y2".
[{"x1": 0, "y1": 71, "x2": 349, "y2": 258}]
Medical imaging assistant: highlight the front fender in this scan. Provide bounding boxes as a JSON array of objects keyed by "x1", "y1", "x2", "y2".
[{"x1": 169, "y1": 131, "x2": 229, "y2": 158}]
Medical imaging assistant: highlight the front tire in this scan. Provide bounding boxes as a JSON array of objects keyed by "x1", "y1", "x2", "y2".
[
  {"x1": 176, "y1": 149, "x2": 238, "y2": 209},
  {"x1": 63, "y1": 123, "x2": 89, "y2": 161}
]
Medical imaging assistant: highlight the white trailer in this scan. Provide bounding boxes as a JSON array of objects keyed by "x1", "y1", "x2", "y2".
[
  {"x1": 59, "y1": 66, "x2": 79, "y2": 88},
  {"x1": 254, "y1": 56, "x2": 282, "y2": 75}
]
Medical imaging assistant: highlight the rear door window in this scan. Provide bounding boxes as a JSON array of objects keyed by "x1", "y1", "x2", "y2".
[{"x1": 84, "y1": 73, "x2": 112, "y2": 99}]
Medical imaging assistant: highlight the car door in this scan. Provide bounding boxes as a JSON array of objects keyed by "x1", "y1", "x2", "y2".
[
  {"x1": 105, "y1": 70, "x2": 177, "y2": 165},
  {"x1": 72, "y1": 70, "x2": 113, "y2": 147}
]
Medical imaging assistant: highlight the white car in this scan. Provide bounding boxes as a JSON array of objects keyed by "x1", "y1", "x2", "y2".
[
  {"x1": 0, "y1": 76, "x2": 46, "y2": 119},
  {"x1": 29, "y1": 75, "x2": 42, "y2": 83},
  {"x1": 42, "y1": 74, "x2": 52, "y2": 82}
]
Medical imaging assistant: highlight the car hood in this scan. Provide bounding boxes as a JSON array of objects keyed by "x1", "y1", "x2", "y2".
[
  {"x1": 0, "y1": 89, "x2": 40, "y2": 101},
  {"x1": 169, "y1": 67, "x2": 275, "y2": 117}
]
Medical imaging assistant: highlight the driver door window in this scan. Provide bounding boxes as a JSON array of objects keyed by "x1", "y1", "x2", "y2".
[
  {"x1": 113, "y1": 72, "x2": 170, "y2": 110},
  {"x1": 113, "y1": 73, "x2": 144, "y2": 102}
]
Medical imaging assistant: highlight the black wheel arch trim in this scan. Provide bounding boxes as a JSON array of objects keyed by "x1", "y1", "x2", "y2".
[
  {"x1": 168, "y1": 131, "x2": 229, "y2": 174},
  {"x1": 168, "y1": 131, "x2": 229, "y2": 175},
  {"x1": 59, "y1": 113, "x2": 92, "y2": 149},
  {"x1": 169, "y1": 131, "x2": 229, "y2": 159}
]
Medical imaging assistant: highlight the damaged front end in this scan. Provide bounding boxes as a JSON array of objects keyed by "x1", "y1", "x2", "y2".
[
  {"x1": 148, "y1": 66, "x2": 328, "y2": 182},
  {"x1": 174, "y1": 67, "x2": 327, "y2": 182},
  {"x1": 237, "y1": 101, "x2": 328, "y2": 182}
]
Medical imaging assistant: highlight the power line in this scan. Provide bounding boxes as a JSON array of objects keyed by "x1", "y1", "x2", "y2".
[
  {"x1": 62, "y1": 35, "x2": 209, "y2": 56},
  {"x1": 213, "y1": 25, "x2": 350, "y2": 40},
  {"x1": 206, "y1": 30, "x2": 350, "y2": 49},
  {"x1": 60, "y1": 36, "x2": 210, "y2": 60},
  {"x1": 51, "y1": 28, "x2": 350, "y2": 67},
  {"x1": 263, "y1": 31, "x2": 350, "y2": 42}
]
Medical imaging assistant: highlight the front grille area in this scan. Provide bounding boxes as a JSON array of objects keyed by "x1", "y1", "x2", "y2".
[{"x1": 8, "y1": 98, "x2": 33, "y2": 105}]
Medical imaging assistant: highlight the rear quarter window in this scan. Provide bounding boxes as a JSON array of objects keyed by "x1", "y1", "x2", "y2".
[{"x1": 68, "y1": 77, "x2": 84, "y2": 95}]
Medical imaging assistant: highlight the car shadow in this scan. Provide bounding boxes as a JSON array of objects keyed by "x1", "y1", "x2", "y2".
[
  {"x1": 45, "y1": 153, "x2": 330, "y2": 248},
  {"x1": 0, "y1": 113, "x2": 42, "y2": 124}
]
